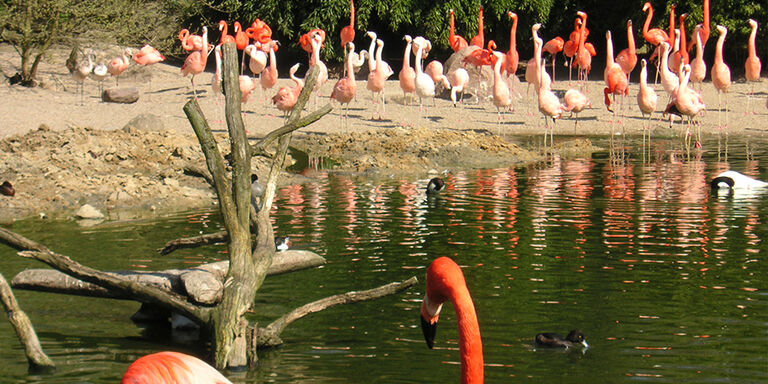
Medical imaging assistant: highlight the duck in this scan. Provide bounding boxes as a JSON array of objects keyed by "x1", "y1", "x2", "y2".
[
  {"x1": 710, "y1": 171, "x2": 768, "y2": 191},
  {"x1": 534, "y1": 329, "x2": 589, "y2": 349},
  {"x1": 275, "y1": 236, "x2": 291, "y2": 251},
  {"x1": 251, "y1": 174, "x2": 264, "y2": 212},
  {"x1": 426, "y1": 177, "x2": 445, "y2": 195}
]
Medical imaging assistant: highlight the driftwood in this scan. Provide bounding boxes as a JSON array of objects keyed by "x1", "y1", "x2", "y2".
[
  {"x1": 0, "y1": 272, "x2": 55, "y2": 372},
  {"x1": 12, "y1": 250, "x2": 325, "y2": 305},
  {"x1": 102, "y1": 87, "x2": 139, "y2": 103}
]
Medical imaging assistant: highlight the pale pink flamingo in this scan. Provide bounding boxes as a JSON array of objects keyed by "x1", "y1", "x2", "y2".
[
  {"x1": 399, "y1": 35, "x2": 416, "y2": 105},
  {"x1": 659, "y1": 42, "x2": 679, "y2": 100},
  {"x1": 121, "y1": 351, "x2": 232, "y2": 384},
  {"x1": 469, "y1": 6, "x2": 484, "y2": 48},
  {"x1": 543, "y1": 37, "x2": 564, "y2": 83},
  {"x1": 535, "y1": 27, "x2": 565, "y2": 146},
  {"x1": 615, "y1": 20, "x2": 637, "y2": 80},
  {"x1": 490, "y1": 50, "x2": 512, "y2": 123},
  {"x1": 503, "y1": 12, "x2": 519, "y2": 78},
  {"x1": 92, "y1": 63, "x2": 108, "y2": 94},
  {"x1": 308, "y1": 31, "x2": 329, "y2": 103},
  {"x1": 132, "y1": 44, "x2": 165, "y2": 94},
  {"x1": 331, "y1": 42, "x2": 358, "y2": 127},
  {"x1": 413, "y1": 37, "x2": 436, "y2": 115},
  {"x1": 420, "y1": 257, "x2": 483, "y2": 384},
  {"x1": 239, "y1": 75, "x2": 257, "y2": 103},
  {"x1": 637, "y1": 59, "x2": 658, "y2": 146},
  {"x1": 563, "y1": 87, "x2": 590, "y2": 131},
  {"x1": 711, "y1": 25, "x2": 731, "y2": 129},
  {"x1": 425, "y1": 60, "x2": 449, "y2": 94},
  {"x1": 575, "y1": 11, "x2": 592, "y2": 83},
  {"x1": 180, "y1": 26, "x2": 209, "y2": 98},
  {"x1": 668, "y1": 64, "x2": 705, "y2": 147},
  {"x1": 689, "y1": 24, "x2": 706, "y2": 90},
  {"x1": 340, "y1": 0, "x2": 355, "y2": 47},
  {"x1": 272, "y1": 63, "x2": 303, "y2": 118},
  {"x1": 107, "y1": 47, "x2": 133, "y2": 86},
  {"x1": 259, "y1": 40, "x2": 279, "y2": 101},
  {"x1": 366, "y1": 32, "x2": 389, "y2": 119},
  {"x1": 72, "y1": 52, "x2": 93, "y2": 104},
  {"x1": 448, "y1": 9, "x2": 469, "y2": 52},
  {"x1": 244, "y1": 43, "x2": 267, "y2": 76},
  {"x1": 448, "y1": 67, "x2": 470, "y2": 106},
  {"x1": 745, "y1": 19, "x2": 761, "y2": 113}
]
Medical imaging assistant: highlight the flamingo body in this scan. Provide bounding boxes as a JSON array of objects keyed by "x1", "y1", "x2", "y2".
[{"x1": 121, "y1": 351, "x2": 232, "y2": 384}]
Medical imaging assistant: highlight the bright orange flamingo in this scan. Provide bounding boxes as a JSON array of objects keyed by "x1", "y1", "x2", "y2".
[
  {"x1": 299, "y1": 28, "x2": 326, "y2": 57},
  {"x1": 420, "y1": 257, "x2": 483, "y2": 384},
  {"x1": 469, "y1": 6, "x2": 484, "y2": 48},
  {"x1": 637, "y1": 59, "x2": 657, "y2": 147},
  {"x1": 688, "y1": 0, "x2": 709, "y2": 51},
  {"x1": 399, "y1": 35, "x2": 416, "y2": 105},
  {"x1": 246, "y1": 19, "x2": 273, "y2": 47},
  {"x1": 745, "y1": 19, "x2": 761, "y2": 113},
  {"x1": 615, "y1": 20, "x2": 637, "y2": 81},
  {"x1": 711, "y1": 25, "x2": 731, "y2": 129},
  {"x1": 667, "y1": 4, "x2": 676, "y2": 47},
  {"x1": 218, "y1": 20, "x2": 235, "y2": 45},
  {"x1": 604, "y1": 30, "x2": 629, "y2": 117},
  {"x1": 575, "y1": 11, "x2": 592, "y2": 83},
  {"x1": 331, "y1": 42, "x2": 357, "y2": 127},
  {"x1": 448, "y1": 9, "x2": 469, "y2": 52},
  {"x1": 272, "y1": 63, "x2": 303, "y2": 118},
  {"x1": 121, "y1": 351, "x2": 232, "y2": 384},
  {"x1": 180, "y1": 26, "x2": 208, "y2": 98},
  {"x1": 670, "y1": 14, "x2": 689, "y2": 74},
  {"x1": 340, "y1": 0, "x2": 355, "y2": 47},
  {"x1": 641, "y1": 2, "x2": 669, "y2": 82},
  {"x1": 543, "y1": 37, "x2": 564, "y2": 83},
  {"x1": 563, "y1": 18, "x2": 581, "y2": 82},
  {"x1": 689, "y1": 24, "x2": 706, "y2": 90},
  {"x1": 503, "y1": 12, "x2": 519, "y2": 78},
  {"x1": 233, "y1": 22, "x2": 249, "y2": 50}
]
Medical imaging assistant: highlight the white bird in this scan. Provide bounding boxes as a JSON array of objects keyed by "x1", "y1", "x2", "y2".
[
  {"x1": 92, "y1": 63, "x2": 108, "y2": 94},
  {"x1": 413, "y1": 38, "x2": 435, "y2": 115},
  {"x1": 72, "y1": 52, "x2": 94, "y2": 105},
  {"x1": 711, "y1": 171, "x2": 768, "y2": 191}
]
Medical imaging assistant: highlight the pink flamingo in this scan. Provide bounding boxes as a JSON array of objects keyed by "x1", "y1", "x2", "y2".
[
  {"x1": 615, "y1": 20, "x2": 637, "y2": 80},
  {"x1": 563, "y1": 87, "x2": 590, "y2": 131},
  {"x1": 179, "y1": 29, "x2": 208, "y2": 52},
  {"x1": 107, "y1": 48, "x2": 133, "y2": 86},
  {"x1": 448, "y1": 9, "x2": 468, "y2": 52},
  {"x1": 340, "y1": 0, "x2": 355, "y2": 47},
  {"x1": 308, "y1": 31, "x2": 329, "y2": 101},
  {"x1": 272, "y1": 63, "x2": 303, "y2": 118},
  {"x1": 180, "y1": 26, "x2": 209, "y2": 98},
  {"x1": 689, "y1": 24, "x2": 706, "y2": 90},
  {"x1": 425, "y1": 60, "x2": 449, "y2": 94},
  {"x1": 399, "y1": 35, "x2": 416, "y2": 105},
  {"x1": 667, "y1": 64, "x2": 705, "y2": 147},
  {"x1": 259, "y1": 41, "x2": 279, "y2": 101},
  {"x1": 604, "y1": 30, "x2": 629, "y2": 116},
  {"x1": 469, "y1": 6, "x2": 484, "y2": 48},
  {"x1": 218, "y1": 20, "x2": 235, "y2": 45},
  {"x1": 132, "y1": 44, "x2": 165, "y2": 93},
  {"x1": 244, "y1": 43, "x2": 267, "y2": 76},
  {"x1": 711, "y1": 25, "x2": 731, "y2": 129},
  {"x1": 543, "y1": 37, "x2": 564, "y2": 83},
  {"x1": 490, "y1": 50, "x2": 512, "y2": 123},
  {"x1": 420, "y1": 257, "x2": 483, "y2": 384},
  {"x1": 413, "y1": 37, "x2": 436, "y2": 115},
  {"x1": 637, "y1": 59, "x2": 658, "y2": 145},
  {"x1": 331, "y1": 42, "x2": 358, "y2": 126},
  {"x1": 366, "y1": 32, "x2": 390, "y2": 119},
  {"x1": 121, "y1": 351, "x2": 232, "y2": 384},
  {"x1": 659, "y1": 42, "x2": 679, "y2": 100},
  {"x1": 448, "y1": 67, "x2": 470, "y2": 106},
  {"x1": 745, "y1": 19, "x2": 761, "y2": 113},
  {"x1": 503, "y1": 12, "x2": 519, "y2": 78},
  {"x1": 535, "y1": 25, "x2": 564, "y2": 145},
  {"x1": 575, "y1": 11, "x2": 592, "y2": 83}
]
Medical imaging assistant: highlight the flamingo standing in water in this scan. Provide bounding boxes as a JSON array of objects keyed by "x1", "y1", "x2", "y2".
[
  {"x1": 121, "y1": 351, "x2": 232, "y2": 384},
  {"x1": 689, "y1": 24, "x2": 706, "y2": 91},
  {"x1": 503, "y1": 12, "x2": 519, "y2": 78},
  {"x1": 637, "y1": 59, "x2": 657, "y2": 149},
  {"x1": 543, "y1": 37, "x2": 564, "y2": 83},
  {"x1": 448, "y1": 9, "x2": 469, "y2": 52},
  {"x1": 340, "y1": 0, "x2": 355, "y2": 48},
  {"x1": 711, "y1": 25, "x2": 731, "y2": 130},
  {"x1": 615, "y1": 20, "x2": 637, "y2": 81},
  {"x1": 180, "y1": 26, "x2": 209, "y2": 98},
  {"x1": 668, "y1": 64, "x2": 705, "y2": 148},
  {"x1": 331, "y1": 42, "x2": 357, "y2": 128},
  {"x1": 107, "y1": 48, "x2": 133, "y2": 86},
  {"x1": 399, "y1": 35, "x2": 416, "y2": 105},
  {"x1": 420, "y1": 257, "x2": 483, "y2": 384},
  {"x1": 469, "y1": 6, "x2": 484, "y2": 48},
  {"x1": 745, "y1": 19, "x2": 761, "y2": 114},
  {"x1": 272, "y1": 63, "x2": 303, "y2": 118}
]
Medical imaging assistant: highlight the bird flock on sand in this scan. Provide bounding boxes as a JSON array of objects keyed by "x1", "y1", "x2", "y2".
[{"x1": 67, "y1": 0, "x2": 760, "y2": 380}]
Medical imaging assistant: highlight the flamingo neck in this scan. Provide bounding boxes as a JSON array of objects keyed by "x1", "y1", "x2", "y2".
[
  {"x1": 748, "y1": 24, "x2": 757, "y2": 57},
  {"x1": 714, "y1": 33, "x2": 725, "y2": 63},
  {"x1": 450, "y1": 12, "x2": 456, "y2": 43},
  {"x1": 579, "y1": 16, "x2": 587, "y2": 49},
  {"x1": 346, "y1": 51, "x2": 355, "y2": 83},
  {"x1": 627, "y1": 23, "x2": 635, "y2": 51},
  {"x1": 220, "y1": 23, "x2": 228, "y2": 45},
  {"x1": 643, "y1": 7, "x2": 653, "y2": 38},
  {"x1": 269, "y1": 46, "x2": 277, "y2": 71},
  {"x1": 606, "y1": 34, "x2": 614, "y2": 65},
  {"x1": 415, "y1": 44, "x2": 423, "y2": 75},
  {"x1": 451, "y1": 287, "x2": 483, "y2": 384},
  {"x1": 368, "y1": 36, "x2": 377, "y2": 71},
  {"x1": 510, "y1": 18, "x2": 517, "y2": 52},
  {"x1": 376, "y1": 43, "x2": 384, "y2": 71},
  {"x1": 668, "y1": 6, "x2": 675, "y2": 45},
  {"x1": 695, "y1": 28, "x2": 703, "y2": 58},
  {"x1": 477, "y1": 8, "x2": 484, "y2": 41},
  {"x1": 640, "y1": 65, "x2": 647, "y2": 86},
  {"x1": 702, "y1": 0, "x2": 710, "y2": 38},
  {"x1": 403, "y1": 40, "x2": 412, "y2": 68},
  {"x1": 350, "y1": 0, "x2": 355, "y2": 27},
  {"x1": 679, "y1": 17, "x2": 687, "y2": 60}
]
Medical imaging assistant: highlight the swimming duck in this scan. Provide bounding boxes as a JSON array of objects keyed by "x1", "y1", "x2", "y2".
[
  {"x1": 534, "y1": 329, "x2": 589, "y2": 349},
  {"x1": 710, "y1": 171, "x2": 768, "y2": 190},
  {"x1": 275, "y1": 236, "x2": 290, "y2": 251},
  {"x1": 426, "y1": 177, "x2": 445, "y2": 195}
]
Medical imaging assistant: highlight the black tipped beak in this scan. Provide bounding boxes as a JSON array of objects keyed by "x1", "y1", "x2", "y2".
[{"x1": 421, "y1": 315, "x2": 437, "y2": 349}]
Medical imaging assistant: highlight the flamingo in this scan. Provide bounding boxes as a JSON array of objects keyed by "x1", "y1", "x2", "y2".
[
  {"x1": 604, "y1": 30, "x2": 629, "y2": 114},
  {"x1": 399, "y1": 35, "x2": 416, "y2": 105},
  {"x1": 259, "y1": 41, "x2": 279, "y2": 101},
  {"x1": 711, "y1": 25, "x2": 731, "y2": 130},
  {"x1": 331, "y1": 42, "x2": 358, "y2": 127},
  {"x1": 244, "y1": 43, "x2": 267, "y2": 76},
  {"x1": 366, "y1": 32, "x2": 390, "y2": 119},
  {"x1": 92, "y1": 63, "x2": 108, "y2": 94},
  {"x1": 641, "y1": 2, "x2": 669, "y2": 82},
  {"x1": 490, "y1": 50, "x2": 512, "y2": 123},
  {"x1": 425, "y1": 60, "x2": 449, "y2": 94},
  {"x1": 563, "y1": 17, "x2": 582, "y2": 82},
  {"x1": 689, "y1": 24, "x2": 706, "y2": 90},
  {"x1": 469, "y1": 6, "x2": 484, "y2": 48},
  {"x1": 179, "y1": 29, "x2": 208, "y2": 52},
  {"x1": 667, "y1": 4, "x2": 676, "y2": 48},
  {"x1": 688, "y1": 0, "x2": 710, "y2": 51},
  {"x1": 272, "y1": 63, "x2": 303, "y2": 118},
  {"x1": 340, "y1": 0, "x2": 355, "y2": 47},
  {"x1": 132, "y1": 44, "x2": 165, "y2": 93},
  {"x1": 563, "y1": 87, "x2": 590, "y2": 131},
  {"x1": 637, "y1": 59, "x2": 658, "y2": 148},
  {"x1": 448, "y1": 67, "x2": 470, "y2": 106},
  {"x1": 413, "y1": 37, "x2": 436, "y2": 115},
  {"x1": 575, "y1": 11, "x2": 592, "y2": 83},
  {"x1": 121, "y1": 351, "x2": 232, "y2": 384},
  {"x1": 745, "y1": 19, "x2": 761, "y2": 113},
  {"x1": 448, "y1": 9, "x2": 468, "y2": 52},
  {"x1": 107, "y1": 47, "x2": 133, "y2": 86},
  {"x1": 180, "y1": 26, "x2": 209, "y2": 98},
  {"x1": 233, "y1": 22, "x2": 249, "y2": 50},
  {"x1": 308, "y1": 31, "x2": 329, "y2": 103},
  {"x1": 669, "y1": 29, "x2": 682, "y2": 75},
  {"x1": 246, "y1": 19, "x2": 273, "y2": 47},
  {"x1": 298, "y1": 28, "x2": 326, "y2": 57},
  {"x1": 543, "y1": 37, "x2": 564, "y2": 83},
  {"x1": 420, "y1": 257, "x2": 483, "y2": 384},
  {"x1": 535, "y1": 29, "x2": 564, "y2": 146},
  {"x1": 503, "y1": 12, "x2": 519, "y2": 78},
  {"x1": 218, "y1": 20, "x2": 235, "y2": 45},
  {"x1": 72, "y1": 52, "x2": 93, "y2": 105},
  {"x1": 659, "y1": 42, "x2": 679, "y2": 100},
  {"x1": 668, "y1": 64, "x2": 705, "y2": 147},
  {"x1": 615, "y1": 20, "x2": 637, "y2": 81}
]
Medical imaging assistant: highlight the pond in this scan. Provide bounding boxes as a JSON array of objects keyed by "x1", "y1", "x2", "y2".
[{"x1": 1, "y1": 134, "x2": 766, "y2": 383}]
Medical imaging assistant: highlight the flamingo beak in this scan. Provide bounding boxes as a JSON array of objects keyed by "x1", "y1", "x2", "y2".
[
  {"x1": 420, "y1": 295, "x2": 441, "y2": 349},
  {"x1": 420, "y1": 314, "x2": 437, "y2": 349}
]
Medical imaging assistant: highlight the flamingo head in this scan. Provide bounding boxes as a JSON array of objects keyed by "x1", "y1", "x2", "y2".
[
  {"x1": 532, "y1": 23, "x2": 542, "y2": 33},
  {"x1": 234, "y1": 21, "x2": 242, "y2": 33},
  {"x1": 716, "y1": 25, "x2": 726, "y2": 35},
  {"x1": 421, "y1": 257, "x2": 469, "y2": 349},
  {"x1": 670, "y1": 4, "x2": 675, "y2": 12},
  {"x1": 606, "y1": 30, "x2": 612, "y2": 40},
  {"x1": 347, "y1": 42, "x2": 355, "y2": 53},
  {"x1": 694, "y1": 24, "x2": 702, "y2": 34},
  {"x1": 449, "y1": 8, "x2": 454, "y2": 16},
  {"x1": 660, "y1": 41, "x2": 670, "y2": 52},
  {"x1": 576, "y1": 11, "x2": 587, "y2": 20},
  {"x1": 641, "y1": 58, "x2": 647, "y2": 68},
  {"x1": 489, "y1": 50, "x2": 501, "y2": 66},
  {"x1": 680, "y1": 13, "x2": 687, "y2": 22},
  {"x1": 749, "y1": 19, "x2": 757, "y2": 28},
  {"x1": 642, "y1": 2, "x2": 651, "y2": 12},
  {"x1": 218, "y1": 20, "x2": 227, "y2": 31},
  {"x1": 627, "y1": 19, "x2": 632, "y2": 28},
  {"x1": 508, "y1": 11, "x2": 517, "y2": 21},
  {"x1": 366, "y1": 31, "x2": 376, "y2": 39},
  {"x1": 178, "y1": 29, "x2": 189, "y2": 41},
  {"x1": 404, "y1": 34, "x2": 412, "y2": 43},
  {"x1": 487, "y1": 40, "x2": 497, "y2": 51},
  {"x1": 376, "y1": 39, "x2": 383, "y2": 49}
]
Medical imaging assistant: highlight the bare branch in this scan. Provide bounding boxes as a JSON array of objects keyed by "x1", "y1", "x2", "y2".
[
  {"x1": 183, "y1": 164, "x2": 214, "y2": 187},
  {"x1": 251, "y1": 104, "x2": 332, "y2": 155},
  {"x1": 158, "y1": 231, "x2": 228, "y2": 255}
]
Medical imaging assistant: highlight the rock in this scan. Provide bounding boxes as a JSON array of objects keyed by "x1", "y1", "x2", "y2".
[
  {"x1": 163, "y1": 177, "x2": 179, "y2": 188},
  {"x1": 102, "y1": 87, "x2": 139, "y2": 104},
  {"x1": 123, "y1": 113, "x2": 164, "y2": 132},
  {"x1": 75, "y1": 204, "x2": 104, "y2": 219}
]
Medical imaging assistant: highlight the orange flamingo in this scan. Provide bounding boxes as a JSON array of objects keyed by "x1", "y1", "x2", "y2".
[
  {"x1": 689, "y1": 24, "x2": 706, "y2": 90},
  {"x1": 745, "y1": 19, "x2": 761, "y2": 113},
  {"x1": 667, "y1": 4, "x2": 676, "y2": 47},
  {"x1": 543, "y1": 37, "x2": 564, "y2": 83},
  {"x1": 399, "y1": 35, "x2": 416, "y2": 105},
  {"x1": 641, "y1": 2, "x2": 669, "y2": 82},
  {"x1": 180, "y1": 26, "x2": 208, "y2": 98},
  {"x1": 448, "y1": 9, "x2": 469, "y2": 52},
  {"x1": 469, "y1": 6, "x2": 484, "y2": 48},
  {"x1": 299, "y1": 28, "x2": 326, "y2": 56},
  {"x1": 615, "y1": 20, "x2": 637, "y2": 80},
  {"x1": 637, "y1": 59, "x2": 658, "y2": 145},
  {"x1": 503, "y1": 12, "x2": 519, "y2": 77},
  {"x1": 340, "y1": 0, "x2": 355, "y2": 47},
  {"x1": 420, "y1": 257, "x2": 483, "y2": 384},
  {"x1": 575, "y1": 11, "x2": 592, "y2": 83},
  {"x1": 218, "y1": 20, "x2": 235, "y2": 45},
  {"x1": 670, "y1": 14, "x2": 690, "y2": 74},
  {"x1": 121, "y1": 351, "x2": 232, "y2": 384},
  {"x1": 711, "y1": 25, "x2": 731, "y2": 129},
  {"x1": 331, "y1": 42, "x2": 357, "y2": 127},
  {"x1": 246, "y1": 19, "x2": 273, "y2": 47},
  {"x1": 604, "y1": 30, "x2": 629, "y2": 115},
  {"x1": 688, "y1": 0, "x2": 709, "y2": 51},
  {"x1": 179, "y1": 29, "x2": 208, "y2": 52},
  {"x1": 107, "y1": 47, "x2": 133, "y2": 86},
  {"x1": 233, "y1": 22, "x2": 249, "y2": 50},
  {"x1": 272, "y1": 63, "x2": 303, "y2": 118},
  {"x1": 563, "y1": 18, "x2": 581, "y2": 82}
]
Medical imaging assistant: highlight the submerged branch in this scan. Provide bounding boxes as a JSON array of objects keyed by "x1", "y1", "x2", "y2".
[{"x1": 158, "y1": 231, "x2": 228, "y2": 255}]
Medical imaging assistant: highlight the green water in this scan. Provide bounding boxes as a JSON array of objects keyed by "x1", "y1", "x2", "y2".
[{"x1": 1, "y1": 136, "x2": 767, "y2": 383}]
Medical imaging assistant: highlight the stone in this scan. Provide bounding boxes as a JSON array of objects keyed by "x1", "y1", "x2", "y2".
[
  {"x1": 123, "y1": 113, "x2": 164, "y2": 132},
  {"x1": 75, "y1": 204, "x2": 104, "y2": 219},
  {"x1": 102, "y1": 87, "x2": 139, "y2": 104}
]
